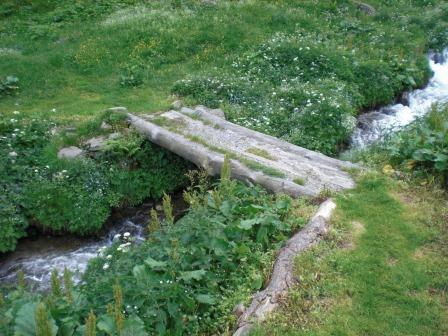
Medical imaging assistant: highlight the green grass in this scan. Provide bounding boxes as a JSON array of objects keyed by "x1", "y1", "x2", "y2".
[
  {"x1": 246, "y1": 147, "x2": 276, "y2": 161},
  {"x1": 293, "y1": 177, "x2": 306, "y2": 186},
  {"x1": 251, "y1": 172, "x2": 448, "y2": 335}
]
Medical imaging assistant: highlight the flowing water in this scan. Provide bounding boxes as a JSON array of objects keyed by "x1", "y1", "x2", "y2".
[
  {"x1": 0, "y1": 195, "x2": 187, "y2": 291},
  {"x1": 351, "y1": 49, "x2": 448, "y2": 147}
]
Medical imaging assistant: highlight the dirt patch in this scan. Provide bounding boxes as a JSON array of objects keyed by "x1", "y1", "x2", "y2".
[
  {"x1": 340, "y1": 240, "x2": 355, "y2": 250},
  {"x1": 352, "y1": 221, "x2": 366, "y2": 236},
  {"x1": 387, "y1": 257, "x2": 398, "y2": 266},
  {"x1": 341, "y1": 221, "x2": 365, "y2": 251},
  {"x1": 412, "y1": 247, "x2": 427, "y2": 260}
]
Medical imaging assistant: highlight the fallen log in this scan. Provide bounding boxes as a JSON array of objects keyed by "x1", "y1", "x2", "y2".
[{"x1": 233, "y1": 199, "x2": 336, "y2": 336}]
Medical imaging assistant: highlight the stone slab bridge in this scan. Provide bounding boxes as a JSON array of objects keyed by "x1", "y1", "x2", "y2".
[{"x1": 127, "y1": 106, "x2": 356, "y2": 197}]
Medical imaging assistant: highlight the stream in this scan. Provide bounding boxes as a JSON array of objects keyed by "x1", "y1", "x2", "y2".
[
  {"x1": 0, "y1": 194, "x2": 187, "y2": 291},
  {"x1": 1, "y1": 49, "x2": 447, "y2": 292},
  {"x1": 351, "y1": 48, "x2": 448, "y2": 147}
]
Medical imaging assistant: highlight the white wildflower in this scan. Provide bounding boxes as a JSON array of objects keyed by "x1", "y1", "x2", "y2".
[{"x1": 103, "y1": 263, "x2": 110, "y2": 270}]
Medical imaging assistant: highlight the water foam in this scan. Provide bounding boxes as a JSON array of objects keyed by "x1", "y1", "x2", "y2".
[{"x1": 351, "y1": 49, "x2": 448, "y2": 147}]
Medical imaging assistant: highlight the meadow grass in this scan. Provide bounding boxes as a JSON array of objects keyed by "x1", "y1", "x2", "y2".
[
  {"x1": 251, "y1": 172, "x2": 448, "y2": 335},
  {"x1": 0, "y1": 0, "x2": 446, "y2": 138}
]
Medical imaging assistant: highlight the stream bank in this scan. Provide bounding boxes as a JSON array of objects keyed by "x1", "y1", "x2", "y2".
[
  {"x1": 351, "y1": 49, "x2": 448, "y2": 147},
  {"x1": 0, "y1": 193, "x2": 187, "y2": 290}
]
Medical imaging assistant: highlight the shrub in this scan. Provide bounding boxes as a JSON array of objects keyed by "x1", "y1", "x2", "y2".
[
  {"x1": 0, "y1": 198, "x2": 28, "y2": 253},
  {"x1": 0, "y1": 114, "x2": 190, "y2": 250},
  {"x1": 384, "y1": 105, "x2": 448, "y2": 185},
  {"x1": 23, "y1": 160, "x2": 117, "y2": 234},
  {"x1": 119, "y1": 64, "x2": 145, "y2": 87},
  {"x1": 0, "y1": 115, "x2": 53, "y2": 251},
  {"x1": 82, "y1": 179, "x2": 305, "y2": 334}
]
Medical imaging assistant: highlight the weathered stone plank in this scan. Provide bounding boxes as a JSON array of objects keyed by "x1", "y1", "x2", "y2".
[{"x1": 128, "y1": 106, "x2": 356, "y2": 197}]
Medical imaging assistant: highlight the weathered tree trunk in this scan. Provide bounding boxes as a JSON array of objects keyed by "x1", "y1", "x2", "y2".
[{"x1": 233, "y1": 199, "x2": 336, "y2": 336}]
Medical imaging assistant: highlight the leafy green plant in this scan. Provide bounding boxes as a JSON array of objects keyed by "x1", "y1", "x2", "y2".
[
  {"x1": 35, "y1": 302, "x2": 57, "y2": 336},
  {"x1": 383, "y1": 105, "x2": 448, "y2": 185},
  {"x1": 85, "y1": 311, "x2": 97, "y2": 336},
  {"x1": 162, "y1": 193, "x2": 174, "y2": 225},
  {"x1": 119, "y1": 64, "x2": 144, "y2": 87},
  {"x1": 80, "y1": 178, "x2": 310, "y2": 335}
]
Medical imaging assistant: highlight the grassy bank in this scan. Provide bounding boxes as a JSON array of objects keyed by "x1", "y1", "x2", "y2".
[
  {"x1": 0, "y1": 111, "x2": 191, "y2": 252},
  {"x1": 252, "y1": 172, "x2": 448, "y2": 335}
]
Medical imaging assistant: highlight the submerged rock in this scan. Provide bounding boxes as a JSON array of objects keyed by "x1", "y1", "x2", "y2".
[
  {"x1": 357, "y1": 112, "x2": 386, "y2": 129},
  {"x1": 401, "y1": 92, "x2": 410, "y2": 106},
  {"x1": 432, "y1": 51, "x2": 446, "y2": 64}
]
